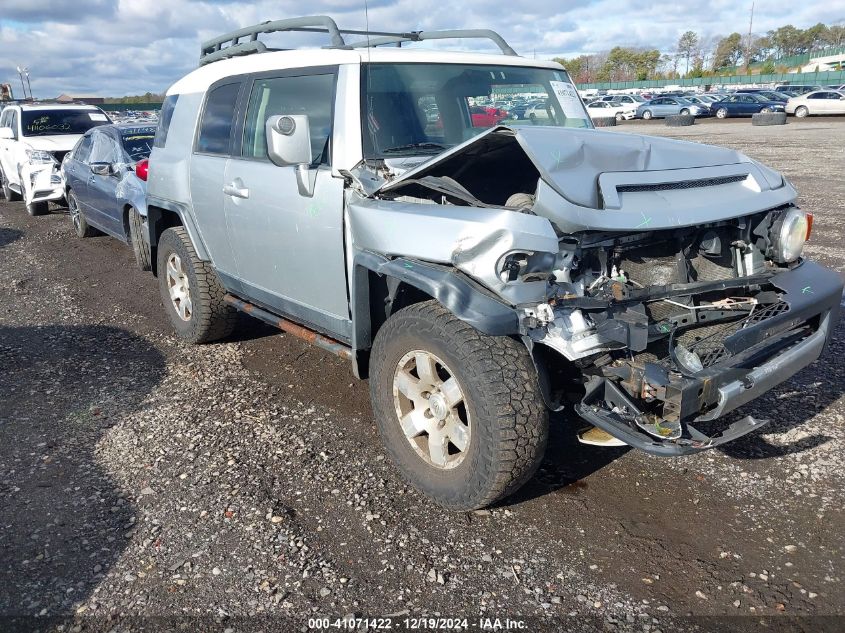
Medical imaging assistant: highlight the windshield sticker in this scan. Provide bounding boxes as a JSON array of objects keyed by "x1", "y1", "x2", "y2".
[
  {"x1": 549, "y1": 81, "x2": 583, "y2": 119},
  {"x1": 89, "y1": 113, "x2": 108, "y2": 121}
]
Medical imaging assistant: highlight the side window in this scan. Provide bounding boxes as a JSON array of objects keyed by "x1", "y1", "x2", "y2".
[
  {"x1": 241, "y1": 73, "x2": 335, "y2": 164},
  {"x1": 196, "y1": 82, "x2": 241, "y2": 155},
  {"x1": 154, "y1": 94, "x2": 179, "y2": 148},
  {"x1": 74, "y1": 135, "x2": 94, "y2": 163},
  {"x1": 89, "y1": 131, "x2": 119, "y2": 164}
]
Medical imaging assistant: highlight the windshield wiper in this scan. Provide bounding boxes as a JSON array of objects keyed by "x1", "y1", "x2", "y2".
[{"x1": 381, "y1": 142, "x2": 448, "y2": 155}]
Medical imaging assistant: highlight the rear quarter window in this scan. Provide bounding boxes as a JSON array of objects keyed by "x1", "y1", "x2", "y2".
[
  {"x1": 153, "y1": 94, "x2": 179, "y2": 149},
  {"x1": 195, "y1": 82, "x2": 241, "y2": 155}
]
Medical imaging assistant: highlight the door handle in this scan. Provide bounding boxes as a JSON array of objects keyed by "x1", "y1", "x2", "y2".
[{"x1": 223, "y1": 181, "x2": 249, "y2": 199}]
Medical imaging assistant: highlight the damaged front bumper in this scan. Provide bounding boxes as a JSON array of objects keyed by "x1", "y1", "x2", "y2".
[
  {"x1": 566, "y1": 261, "x2": 842, "y2": 455},
  {"x1": 21, "y1": 162, "x2": 65, "y2": 205}
]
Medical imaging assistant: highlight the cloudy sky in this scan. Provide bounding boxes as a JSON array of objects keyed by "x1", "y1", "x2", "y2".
[{"x1": 1, "y1": 0, "x2": 842, "y2": 97}]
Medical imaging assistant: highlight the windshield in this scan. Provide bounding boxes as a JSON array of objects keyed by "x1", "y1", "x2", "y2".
[
  {"x1": 21, "y1": 109, "x2": 110, "y2": 137},
  {"x1": 361, "y1": 63, "x2": 590, "y2": 158},
  {"x1": 119, "y1": 126, "x2": 156, "y2": 162}
]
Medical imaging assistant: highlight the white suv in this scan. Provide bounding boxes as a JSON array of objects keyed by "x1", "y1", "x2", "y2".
[{"x1": 0, "y1": 103, "x2": 111, "y2": 215}]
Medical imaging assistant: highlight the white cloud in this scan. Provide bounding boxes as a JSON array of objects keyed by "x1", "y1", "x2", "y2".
[{"x1": 0, "y1": 0, "x2": 840, "y2": 97}]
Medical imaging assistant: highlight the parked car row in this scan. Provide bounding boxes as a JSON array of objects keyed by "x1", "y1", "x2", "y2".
[{"x1": 0, "y1": 101, "x2": 154, "y2": 266}]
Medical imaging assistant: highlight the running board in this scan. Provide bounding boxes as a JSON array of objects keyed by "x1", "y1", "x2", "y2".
[{"x1": 223, "y1": 294, "x2": 352, "y2": 360}]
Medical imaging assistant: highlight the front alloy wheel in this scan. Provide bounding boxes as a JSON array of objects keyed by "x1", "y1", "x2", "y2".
[
  {"x1": 393, "y1": 350, "x2": 470, "y2": 470},
  {"x1": 369, "y1": 300, "x2": 548, "y2": 510},
  {"x1": 166, "y1": 252, "x2": 193, "y2": 321},
  {"x1": 795, "y1": 106, "x2": 809, "y2": 118},
  {"x1": 716, "y1": 107, "x2": 728, "y2": 119}
]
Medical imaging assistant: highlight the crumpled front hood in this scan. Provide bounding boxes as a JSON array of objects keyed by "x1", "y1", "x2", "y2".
[
  {"x1": 374, "y1": 125, "x2": 795, "y2": 232},
  {"x1": 512, "y1": 126, "x2": 752, "y2": 208},
  {"x1": 23, "y1": 134, "x2": 82, "y2": 153}
]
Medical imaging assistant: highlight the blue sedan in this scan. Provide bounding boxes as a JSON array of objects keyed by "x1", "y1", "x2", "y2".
[
  {"x1": 61, "y1": 124, "x2": 154, "y2": 269},
  {"x1": 710, "y1": 94, "x2": 786, "y2": 118}
]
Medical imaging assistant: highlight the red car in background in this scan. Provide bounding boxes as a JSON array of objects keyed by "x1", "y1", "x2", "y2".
[{"x1": 470, "y1": 105, "x2": 508, "y2": 127}]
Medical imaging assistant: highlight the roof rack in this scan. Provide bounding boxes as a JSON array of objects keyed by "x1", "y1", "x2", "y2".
[{"x1": 199, "y1": 15, "x2": 518, "y2": 66}]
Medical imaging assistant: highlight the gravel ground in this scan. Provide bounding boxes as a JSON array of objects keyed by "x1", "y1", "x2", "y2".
[{"x1": 1, "y1": 117, "x2": 843, "y2": 633}]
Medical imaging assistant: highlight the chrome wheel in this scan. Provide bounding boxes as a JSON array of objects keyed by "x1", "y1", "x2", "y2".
[
  {"x1": 166, "y1": 253, "x2": 192, "y2": 321},
  {"x1": 68, "y1": 193, "x2": 81, "y2": 231},
  {"x1": 795, "y1": 106, "x2": 809, "y2": 118},
  {"x1": 392, "y1": 350, "x2": 470, "y2": 470},
  {"x1": 716, "y1": 108, "x2": 728, "y2": 119}
]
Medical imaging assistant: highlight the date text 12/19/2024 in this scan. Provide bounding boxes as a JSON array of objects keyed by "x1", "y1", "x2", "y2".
[{"x1": 308, "y1": 617, "x2": 528, "y2": 630}]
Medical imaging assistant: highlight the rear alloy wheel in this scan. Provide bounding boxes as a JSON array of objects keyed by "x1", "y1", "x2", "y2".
[
  {"x1": 128, "y1": 206, "x2": 151, "y2": 271},
  {"x1": 369, "y1": 300, "x2": 548, "y2": 510},
  {"x1": 716, "y1": 107, "x2": 728, "y2": 119},
  {"x1": 642, "y1": 110, "x2": 653, "y2": 120},
  {"x1": 157, "y1": 226, "x2": 237, "y2": 344},
  {"x1": 795, "y1": 106, "x2": 809, "y2": 118},
  {"x1": 68, "y1": 190, "x2": 95, "y2": 237}
]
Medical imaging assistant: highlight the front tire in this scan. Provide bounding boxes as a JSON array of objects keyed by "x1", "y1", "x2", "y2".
[
  {"x1": 716, "y1": 107, "x2": 728, "y2": 119},
  {"x1": 68, "y1": 190, "x2": 95, "y2": 237},
  {"x1": 795, "y1": 106, "x2": 809, "y2": 118},
  {"x1": 642, "y1": 110, "x2": 653, "y2": 120},
  {"x1": 0, "y1": 169, "x2": 21, "y2": 201},
  {"x1": 156, "y1": 226, "x2": 237, "y2": 344},
  {"x1": 369, "y1": 301, "x2": 548, "y2": 510},
  {"x1": 128, "y1": 206, "x2": 151, "y2": 271},
  {"x1": 680, "y1": 108, "x2": 690, "y2": 115}
]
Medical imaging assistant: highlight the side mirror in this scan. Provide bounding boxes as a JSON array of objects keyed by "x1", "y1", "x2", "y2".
[
  {"x1": 90, "y1": 162, "x2": 113, "y2": 176},
  {"x1": 0, "y1": 127, "x2": 14, "y2": 140},
  {"x1": 265, "y1": 115, "x2": 312, "y2": 167}
]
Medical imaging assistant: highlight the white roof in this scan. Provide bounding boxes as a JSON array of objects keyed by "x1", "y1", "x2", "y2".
[{"x1": 169, "y1": 48, "x2": 565, "y2": 95}]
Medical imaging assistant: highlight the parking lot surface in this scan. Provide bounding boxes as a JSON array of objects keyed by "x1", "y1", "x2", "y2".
[{"x1": 1, "y1": 117, "x2": 843, "y2": 632}]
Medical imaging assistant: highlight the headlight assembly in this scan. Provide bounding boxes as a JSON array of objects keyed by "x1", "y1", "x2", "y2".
[
  {"x1": 770, "y1": 208, "x2": 811, "y2": 263},
  {"x1": 26, "y1": 149, "x2": 58, "y2": 166}
]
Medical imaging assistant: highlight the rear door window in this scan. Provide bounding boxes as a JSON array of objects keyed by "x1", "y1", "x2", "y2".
[{"x1": 196, "y1": 82, "x2": 241, "y2": 155}]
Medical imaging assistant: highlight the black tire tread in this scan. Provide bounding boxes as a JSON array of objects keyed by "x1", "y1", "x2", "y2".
[
  {"x1": 370, "y1": 300, "x2": 548, "y2": 509},
  {"x1": 158, "y1": 227, "x2": 237, "y2": 344},
  {"x1": 128, "y1": 207, "x2": 152, "y2": 271}
]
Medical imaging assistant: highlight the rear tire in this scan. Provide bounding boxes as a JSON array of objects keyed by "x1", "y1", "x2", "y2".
[
  {"x1": 27, "y1": 200, "x2": 49, "y2": 216},
  {"x1": 128, "y1": 206, "x2": 151, "y2": 271},
  {"x1": 156, "y1": 226, "x2": 237, "y2": 344},
  {"x1": 369, "y1": 300, "x2": 548, "y2": 510},
  {"x1": 68, "y1": 190, "x2": 96, "y2": 237}
]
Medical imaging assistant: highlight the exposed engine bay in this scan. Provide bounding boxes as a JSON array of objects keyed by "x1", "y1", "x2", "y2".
[{"x1": 346, "y1": 125, "x2": 841, "y2": 454}]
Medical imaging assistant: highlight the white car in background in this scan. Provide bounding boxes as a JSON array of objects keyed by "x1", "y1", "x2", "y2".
[
  {"x1": 586, "y1": 100, "x2": 634, "y2": 121},
  {"x1": 786, "y1": 90, "x2": 845, "y2": 118},
  {"x1": 597, "y1": 94, "x2": 646, "y2": 116},
  {"x1": 0, "y1": 103, "x2": 111, "y2": 215}
]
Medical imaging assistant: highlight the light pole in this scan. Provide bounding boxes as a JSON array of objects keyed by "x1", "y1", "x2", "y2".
[
  {"x1": 24, "y1": 69, "x2": 32, "y2": 100},
  {"x1": 16, "y1": 66, "x2": 27, "y2": 100}
]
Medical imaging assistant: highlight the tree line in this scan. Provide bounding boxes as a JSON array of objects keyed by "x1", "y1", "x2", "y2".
[
  {"x1": 556, "y1": 21, "x2": 845, "y2": 83},
  {"x1": 103, "y1": 92, "x2": 165, "y2": 104}
]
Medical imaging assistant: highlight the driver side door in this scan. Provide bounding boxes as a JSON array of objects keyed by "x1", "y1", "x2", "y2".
[{"x1": 222, "y1": 69, "x2": 350, "y2": 341}]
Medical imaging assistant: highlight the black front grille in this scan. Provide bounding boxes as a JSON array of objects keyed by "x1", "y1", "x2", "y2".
[
  {"x1": 677, "y1": 300, "x2": 791, "y2": 368},
  {"x1": 616, "y1": 175, "x2": 747, "y2": 193}
]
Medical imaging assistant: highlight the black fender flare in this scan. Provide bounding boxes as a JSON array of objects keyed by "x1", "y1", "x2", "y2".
[{"x1": 351, "y1": 251, "x2": 520, "y2": 355}]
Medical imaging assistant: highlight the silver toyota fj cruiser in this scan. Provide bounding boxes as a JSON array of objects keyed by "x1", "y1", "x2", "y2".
[{"x1": 146, "y1": 17, "x2": 843, "y2": 510}]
